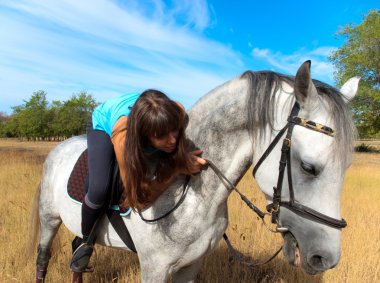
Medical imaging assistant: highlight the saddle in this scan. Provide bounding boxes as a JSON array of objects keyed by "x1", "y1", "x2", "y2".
[{"x1": 67, "y1": 149, "x2": 136, "y2": 252}]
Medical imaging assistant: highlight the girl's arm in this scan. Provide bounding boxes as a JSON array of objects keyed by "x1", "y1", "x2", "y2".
[
  {"x1": 146, "y1": 149, "x2": 207, "y2": 204},
  {"x1": 111, "y1": 116, "x2": 128, "y2": 187}
]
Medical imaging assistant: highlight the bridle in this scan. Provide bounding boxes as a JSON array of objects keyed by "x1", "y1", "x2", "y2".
[
  {"x1": 208, "y1": 101, "x2": 347, "y2": 267},
  {"x1": 252, "y1": 101, "x2": 347, "y2": 230}
]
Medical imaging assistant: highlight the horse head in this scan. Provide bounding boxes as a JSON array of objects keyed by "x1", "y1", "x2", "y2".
[{"x1": 253, "y1": 61, "x2": 359, "y2": 274}]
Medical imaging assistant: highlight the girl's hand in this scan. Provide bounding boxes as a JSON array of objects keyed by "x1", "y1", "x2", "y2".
[{"x1": 186, "y1": 149, "x2": 208, "y2": 175}]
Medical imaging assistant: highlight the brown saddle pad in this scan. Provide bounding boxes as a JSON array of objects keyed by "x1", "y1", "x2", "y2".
[
  {"x1": 67, "y1": 149, "x2": 131, "y2": 215},
  {"x1": 68, "y1": 149, "x2": 88, "y2": 203}
]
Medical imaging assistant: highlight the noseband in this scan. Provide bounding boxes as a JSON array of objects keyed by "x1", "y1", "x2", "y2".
[{"x1": 252, "y1": 102, "x2": 347, "y2": 230}]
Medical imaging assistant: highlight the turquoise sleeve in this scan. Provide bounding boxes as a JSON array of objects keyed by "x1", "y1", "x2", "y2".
[{"x1": 92, "y1": 93, "x2": 141, "y2": 136}]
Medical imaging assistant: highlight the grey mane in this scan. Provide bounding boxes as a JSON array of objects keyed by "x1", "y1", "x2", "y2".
[{"x1": 242, "y1": 70, "x2": 356, "y2": 165}]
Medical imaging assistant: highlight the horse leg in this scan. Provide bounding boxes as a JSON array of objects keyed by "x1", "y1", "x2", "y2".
[
  {"x1": 36, "y1": 214, "x2": 62, "y2": 282},
  {"x1": 140, "y1": 262, "x2": 170, "y2": 283},
  {"x1": 172, "y1": 260, "x2": 203, "y2": 283},
  {"x1": 72, "y1": 272, "x2": 83, "y2": 283},
  {"x1": 139, "y1": 259, "x2": 202, "y2": 283},
  {"x1": 71, "y1": 236, "x2": 83, "y2": 283}
]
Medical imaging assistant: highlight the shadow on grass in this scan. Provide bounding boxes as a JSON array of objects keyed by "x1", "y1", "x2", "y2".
[
  {"x1": 86, "y1": 247, "x2": 140, "y2": 282},
  {"x1": 200, "y1": 246, "x2": 324, "y2": 283}
]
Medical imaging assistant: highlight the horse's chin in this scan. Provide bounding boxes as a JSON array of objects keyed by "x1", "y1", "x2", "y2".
[
  {"x1": 282, "y1": 232, "x2": 322, "y2": 275},
  {"x1": 283, "y1": 232, "x2": 300, "y2": 266}
]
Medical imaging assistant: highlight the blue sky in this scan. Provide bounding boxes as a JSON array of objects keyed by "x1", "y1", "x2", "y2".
[{"x1": 0, "y1": 0, "x2": 378, "y2": 114}]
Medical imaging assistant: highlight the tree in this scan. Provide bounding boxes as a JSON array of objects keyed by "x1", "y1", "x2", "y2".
[
  {"x1": 2, "y1": 90, "x2": 99, "y2": 139},
  {"x1": 46, "y1": 100, "x2": 63, "y2": 138},
  {"x1": 0, "y1": 112, "x2": 11, "y2": 137},
  {"x1": 58, "y1": 91, "x2": 98, "y2": 137},
  {"x1": 13, "y1": 91, "x2": 50, "y2": 140},
  {"x1": 329, "y1": 10, "x2": 380, "y2": 138}
]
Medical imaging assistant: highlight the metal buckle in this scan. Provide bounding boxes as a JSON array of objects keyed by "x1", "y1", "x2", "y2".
[
  {"x1": 261, "y1": 213, "x2": 289, "y2": 233},
  {"x1": 271, "y1": 204, "x2": 279, "y2": 213}
]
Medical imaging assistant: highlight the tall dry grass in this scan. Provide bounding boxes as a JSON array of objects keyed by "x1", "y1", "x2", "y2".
[{"x1": 0, "y1": 139, "x2": 379, "y2": 282}]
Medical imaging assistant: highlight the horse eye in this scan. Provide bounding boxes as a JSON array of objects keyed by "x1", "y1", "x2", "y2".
[{"x1": 301, "y1": 162, "x2": 317, "y2": 176}]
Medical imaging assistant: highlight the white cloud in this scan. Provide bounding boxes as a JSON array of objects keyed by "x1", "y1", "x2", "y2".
[
  {"x1": 167, "y1": 0, "x2": 213, "y2": 31},
  {"x1": 251, "y1": 46, "x2": 337, "y2": 83},
  {"x1": 113, "y1": 0, "x2": 214, "y2": 32},
  {"x1": 0, "y1": 0, "x2": 241, "y2": 113}
]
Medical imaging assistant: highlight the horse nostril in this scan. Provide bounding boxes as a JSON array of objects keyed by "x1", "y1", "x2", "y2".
[
  {"x1": 309, "y1": 255, "x2": 324, "y2": 269},
  {"x1": 308, "y1": 253, "x2": 336, "y2": 271}
]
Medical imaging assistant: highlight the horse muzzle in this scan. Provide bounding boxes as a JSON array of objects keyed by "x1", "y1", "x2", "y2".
[{"x1": 282, "y1": 230, "x2": 341, "y2": 275}]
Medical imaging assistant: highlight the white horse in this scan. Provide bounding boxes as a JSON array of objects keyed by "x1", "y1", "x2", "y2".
[{"x1": 32, "y1": 61, "x2": 359, "y2": 282}]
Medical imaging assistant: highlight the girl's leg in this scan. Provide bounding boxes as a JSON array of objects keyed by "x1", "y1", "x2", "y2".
[{"x1": 70, "y1": 119, "x2": 115, "y2": 272}]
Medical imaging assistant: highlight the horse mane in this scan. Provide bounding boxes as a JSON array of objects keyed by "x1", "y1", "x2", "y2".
[{"x1": 242, "y1": 70, "x2": 356, "y2": 165}]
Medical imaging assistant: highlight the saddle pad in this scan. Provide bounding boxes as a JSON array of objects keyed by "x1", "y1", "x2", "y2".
[
  {"x1": 68, "y1": 149, "x2": 88, "y2": 203},
  {"x1": 67, "y1": 149, "x2": 131, "y2": 216}
]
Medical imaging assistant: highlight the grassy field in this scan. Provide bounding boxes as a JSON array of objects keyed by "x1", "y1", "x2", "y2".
[{"x1": 0, "y1": 138, "x2": 379, "y2": 282}]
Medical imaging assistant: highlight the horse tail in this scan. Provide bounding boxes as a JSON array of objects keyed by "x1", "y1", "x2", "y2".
[{"x1": 27, "y1": 182, "x2": 41, "y2": 258}]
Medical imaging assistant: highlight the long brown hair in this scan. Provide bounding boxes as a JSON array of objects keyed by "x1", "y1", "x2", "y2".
[{"x1": 122, "y1": 89, "x2": 190, "y2": 209}]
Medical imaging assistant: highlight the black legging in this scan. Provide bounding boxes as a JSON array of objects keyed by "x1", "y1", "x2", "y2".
[{"x1": 85, "y1": 118, "x2": 115, "y2": 209}]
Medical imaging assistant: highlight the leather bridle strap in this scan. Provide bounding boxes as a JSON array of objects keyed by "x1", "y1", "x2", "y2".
[
  {"x1": 266, "y1": 125, "x2": 347, "y2": 229},
  {"x1": 279, "y1": 202, "x2": 347, "y2": 229},
  {"x1": 274, "y1": 113, "x2": 347, "y2": 229},
  {"x1": 252, "y1": 103, "x2": 301, "y2": 177},
  {"x1": 254, "y1": 102, "x2": 347, "y2": 230},
  {"x1": 252, "y1": 124, "x2": 289, "y2": 177},
  {"x1": 268, "y1": 102, "x2": 300, "y2": 224}
]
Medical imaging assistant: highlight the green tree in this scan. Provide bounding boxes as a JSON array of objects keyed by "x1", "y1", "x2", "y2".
[
  {"x1": 58, "y1": 91, "x2": 98, "y2": 137},
  {"x1": 2, "y1": 90, "x2": 99, "y2": 139},
  {"x1": 3, "y1": 108, "x2": 22, "y2": 138},
  {"x1": 0, "y1": 112, "x2": 11, "y2": 137},
  {"x1": 8, "y1": 91, "x2": 50, "y2": 139},
  {"x1": 329, "y1": 9, "x2": 380, "y2": 138},
  {"x1": 45, "y1": 100, "x2": 63, "y2": 139},
  {"x1": 20, "y1": 91, "x2": 50, "y2": 139}
]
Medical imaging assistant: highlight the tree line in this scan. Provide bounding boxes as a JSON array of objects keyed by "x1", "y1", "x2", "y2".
[
  {"x1": 329, "y1": 9, "x2": 379, "y2": 138},
  {"x1": 0, "y1": 91, "x2": 98, "y2": 140}
]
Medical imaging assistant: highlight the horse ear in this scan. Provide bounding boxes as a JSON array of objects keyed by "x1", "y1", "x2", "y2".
[
  {"x1": 294, "y1": 60, "x2": 318, "y2": 109},
  {"x1": 340, "y1": 76, "x2": 360, "y2": 102}
]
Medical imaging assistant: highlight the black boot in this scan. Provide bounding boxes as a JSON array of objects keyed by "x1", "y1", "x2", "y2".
[
  {"x1": 70, "y1": 202, "x2": 101, "y2": 273},
  {"x1": 70, "y1": 240, "x2": 94, "y2": 273}
]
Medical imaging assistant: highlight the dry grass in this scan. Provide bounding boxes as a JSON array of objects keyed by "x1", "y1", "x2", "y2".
[{"x1": 0, "y1": 139, "x2": 379, "y2": 282}]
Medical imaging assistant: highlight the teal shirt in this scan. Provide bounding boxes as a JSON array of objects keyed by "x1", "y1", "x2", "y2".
[{"x1": 92, "y1": 93, "x2": 141, "y2": 136}]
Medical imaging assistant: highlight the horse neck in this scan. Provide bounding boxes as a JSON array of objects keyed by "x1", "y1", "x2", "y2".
[{"x1": 187, "y1": 77, "x2": 253, "y2": 201}]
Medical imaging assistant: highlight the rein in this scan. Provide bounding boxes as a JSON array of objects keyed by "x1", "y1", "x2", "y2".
[
  {"x1": 138, "y1": 175, "x2": 190, "y2": 222},
  {"x1": 207, "y1": 160, "x2": 284, "y2": 266}
]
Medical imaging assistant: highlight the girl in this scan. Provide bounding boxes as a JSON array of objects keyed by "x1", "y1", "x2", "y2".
[{"x1": 70, "y1": 89, "x2": 206, "y2": 272}]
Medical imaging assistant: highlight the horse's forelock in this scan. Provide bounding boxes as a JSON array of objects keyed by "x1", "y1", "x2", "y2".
[{"x1": 243, "y1": 71, "x2": 356, "y2": 166}]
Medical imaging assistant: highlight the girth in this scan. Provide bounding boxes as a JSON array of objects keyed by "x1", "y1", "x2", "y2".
[{"x1": 253, "y1": 102, "x2": 347, "y2": 230}]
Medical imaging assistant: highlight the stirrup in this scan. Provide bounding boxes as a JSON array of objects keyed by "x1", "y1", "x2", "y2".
[{"x1": 70, "y1": 242, "x2": 95, "y2": 273}]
